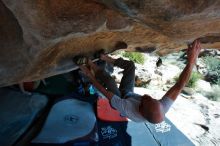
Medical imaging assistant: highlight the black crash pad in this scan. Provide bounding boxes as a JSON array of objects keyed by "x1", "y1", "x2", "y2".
[{"x1": 0, "y1": 88, "x2": 48, "y2": 146}]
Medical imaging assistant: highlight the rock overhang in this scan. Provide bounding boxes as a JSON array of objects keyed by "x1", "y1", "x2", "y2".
[{"x1": 0, "y1": 0, "x2": 220, "y2": 87}]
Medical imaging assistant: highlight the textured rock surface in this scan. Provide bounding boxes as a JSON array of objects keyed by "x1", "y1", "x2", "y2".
[{"x1": 1, "y1": 0, "x2": 220, "y2": 87}]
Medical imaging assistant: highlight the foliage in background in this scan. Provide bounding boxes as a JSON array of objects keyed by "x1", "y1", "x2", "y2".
[
  {"x1": 206, "y1": 85, "x2": 220, "y2": 101},
  {"x1": 203, "y1": 56, "x2": 220, "y2": 85},
  {"x1": 122, "y1": 52, "x2": 145, "y2": 64},
  {"x1": 174, "y1": 71, "x2": 203, "y2": 88},
  {"x1": 187, "y1": 72, "x2": 203, "y2": 88}
]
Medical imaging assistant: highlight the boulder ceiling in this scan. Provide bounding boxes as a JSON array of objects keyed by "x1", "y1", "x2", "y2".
[{"x1": 1, "y1": 0, "x2": 220, "y2": 87}]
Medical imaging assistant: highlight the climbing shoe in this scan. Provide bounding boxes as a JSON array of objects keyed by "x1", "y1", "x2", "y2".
[{"x1": 73, "y1": 56, "x2": 88, "y2": 65}]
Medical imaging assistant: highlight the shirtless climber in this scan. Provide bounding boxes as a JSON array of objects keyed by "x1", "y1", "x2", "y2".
[{"x1": 77, "y1": 40, "x2": 201, "y2": 123}]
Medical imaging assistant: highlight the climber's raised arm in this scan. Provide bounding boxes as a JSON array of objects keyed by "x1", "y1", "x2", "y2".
[{"x1": 160, "y1": 40, "x2": 202, "y2": 113}]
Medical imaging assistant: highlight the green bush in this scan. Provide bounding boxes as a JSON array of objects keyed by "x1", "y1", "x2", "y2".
[
  {"x1": 187, "y1": 72, "x2": 203, "y2": 88},
  {"x1": 203, "y1": 56, "x2": 220, "y2": 85},
  {"x1": 207, "y1": 85, "x2": 220, "y2": 101},
  {"x1": 174, "y1": 71, "x2": 203, "y2": 88},
  {"x1": 122, "y1": 52, "x2": 145, "y2": 64},
  {"x1": 204, "y1": 56, "x2": 220, "y2": 71}
]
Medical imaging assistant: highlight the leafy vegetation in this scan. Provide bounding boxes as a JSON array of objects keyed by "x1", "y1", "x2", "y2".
[
  {"x1": 207, "y1": 85, "x2": 220, "y2": 101},
  {"x1": 122, "y1": 52, "x2": 145, "y2": 64},
  {"x1": 203, "y1": 56, "x2": 220, "y2": 85},
  {"x1": 174, "y1": 71, "x2": 203, "y2": 88},
  {"x1": 187, "y1": 72, "x2": 203, "y2": 88}
]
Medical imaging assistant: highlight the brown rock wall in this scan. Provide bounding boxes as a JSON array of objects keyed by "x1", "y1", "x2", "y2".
[{"x1": 0, "y1": 0, "x2": 220, "y2": 86}]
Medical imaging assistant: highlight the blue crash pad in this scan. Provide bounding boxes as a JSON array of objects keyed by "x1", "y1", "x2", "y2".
[{"x1": 126, "y1": 118, "x2": 195, "y2": 146}]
